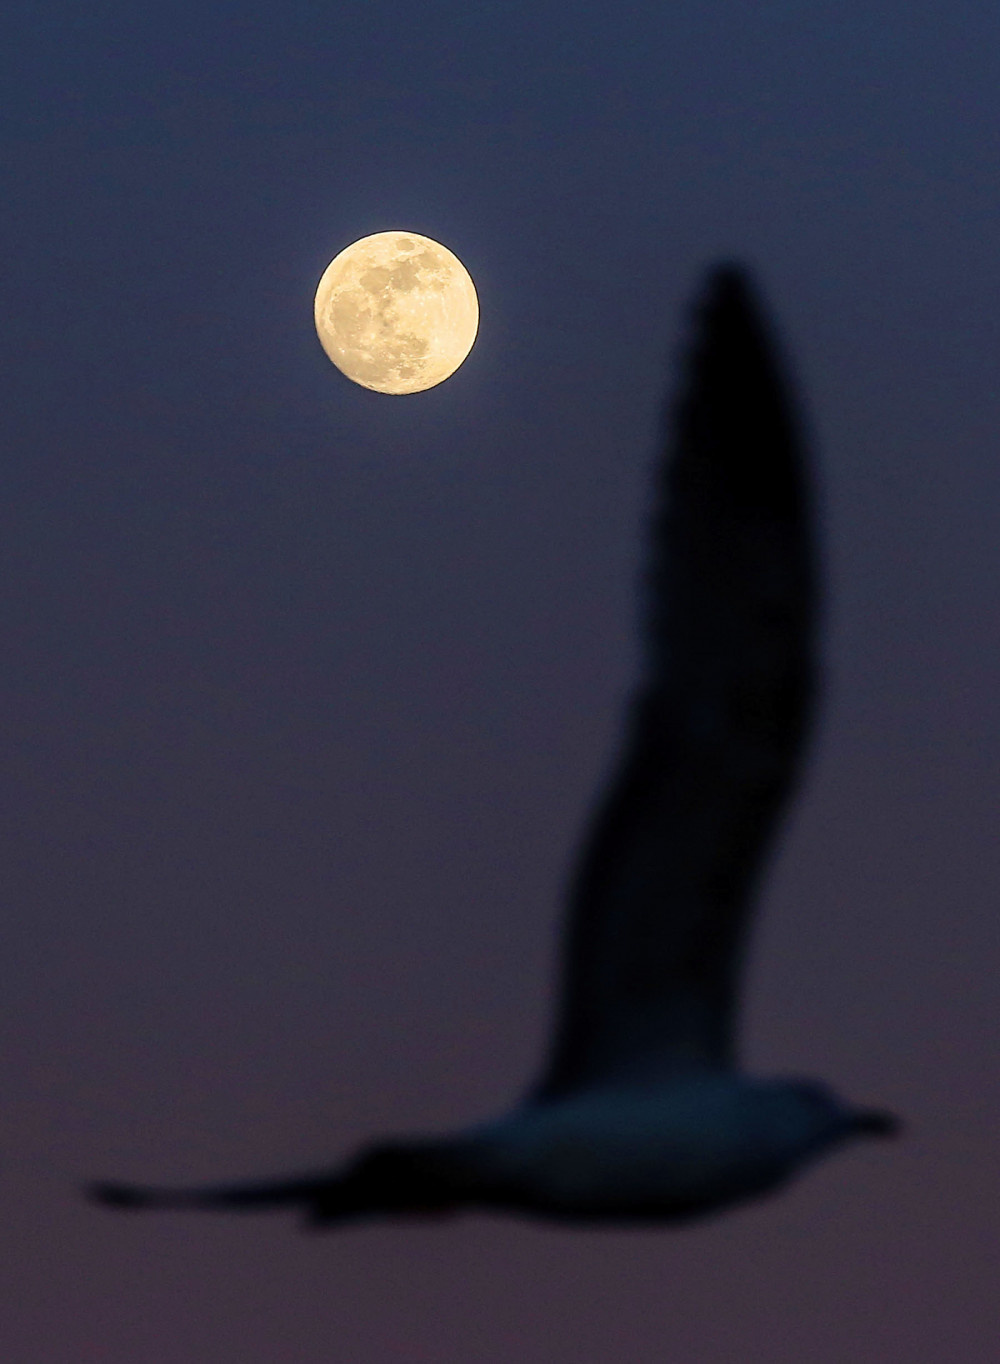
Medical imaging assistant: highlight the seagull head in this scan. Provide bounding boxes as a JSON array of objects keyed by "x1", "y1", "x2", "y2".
[
  {"x1": 778, "y1": 1079, "x2": 902, "y2": 1155},
  {"x1": 846, "y1": 1105, "x2": 903, "y2": 1140}
]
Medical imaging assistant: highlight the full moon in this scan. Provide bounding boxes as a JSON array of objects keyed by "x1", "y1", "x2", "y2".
[{"x1": 314, "y1": 231, "x2": 479, "y2": 395}]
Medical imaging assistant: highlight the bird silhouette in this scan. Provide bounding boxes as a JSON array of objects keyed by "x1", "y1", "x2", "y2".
[{"x1": 90, "y1": 264, "x2": 898, "y2": 1229}]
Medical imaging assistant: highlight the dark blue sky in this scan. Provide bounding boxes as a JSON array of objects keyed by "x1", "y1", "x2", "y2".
[{"x1": 1, "y1": 2, "x2": 998, "y2": 1359}]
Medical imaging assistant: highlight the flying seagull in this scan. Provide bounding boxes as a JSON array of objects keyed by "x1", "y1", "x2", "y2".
[{"x1": 91, "y1": 264, "x2": 898, "y2": 1228}]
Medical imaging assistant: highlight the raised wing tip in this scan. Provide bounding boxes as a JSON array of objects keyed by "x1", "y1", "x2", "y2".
[
  {"x1": 692, "y1": 262, "x2": 770, "y2": 341},
  {"x1": 700, "y1": 260, "x2": 754, "y2": 300}
]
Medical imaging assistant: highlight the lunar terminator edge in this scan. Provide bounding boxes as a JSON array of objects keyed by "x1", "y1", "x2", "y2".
[{"x1": 91, "y1": 265, "x2": 899, "y2": 1230}]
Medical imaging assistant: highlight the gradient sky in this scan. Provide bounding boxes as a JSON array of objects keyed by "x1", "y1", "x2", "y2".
[{"x1": 1, "y1": 2, "x2": 998, "y2": 1360}]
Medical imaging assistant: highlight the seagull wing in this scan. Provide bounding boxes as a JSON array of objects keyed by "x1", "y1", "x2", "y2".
[
  {"x1": 88, "y1": 1175, "x2": 331, "y2": 1215},
  {"x1": 533, "y1": 265, "x2": 818, "y2": 1099},
  {"x1": 88, "y1": 1140, "x2": 467, "y2": 1225}
]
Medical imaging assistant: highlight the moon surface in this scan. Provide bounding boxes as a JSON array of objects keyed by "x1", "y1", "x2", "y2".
[{"x1": 314, "y1": 232, "x2": 479, "y2": 394}]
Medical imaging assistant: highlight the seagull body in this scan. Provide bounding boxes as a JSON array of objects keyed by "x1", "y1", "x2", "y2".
[{"x1": 92, "y1": 265, "x2": 898, "y2": 1229}]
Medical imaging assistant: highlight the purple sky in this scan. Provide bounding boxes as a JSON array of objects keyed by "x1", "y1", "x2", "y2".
[{"x1": 1, "y1": 2, "x2": 998, "y2": 1359}]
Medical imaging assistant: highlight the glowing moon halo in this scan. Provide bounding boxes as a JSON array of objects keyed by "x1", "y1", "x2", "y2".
[{"x1": 314, "y1": 231, "x2": 479, "y2": 395}]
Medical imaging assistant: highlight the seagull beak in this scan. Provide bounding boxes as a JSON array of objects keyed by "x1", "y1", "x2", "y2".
[{"x1": 852, "y1": 1108, "x2": 903, "y2": 1138}]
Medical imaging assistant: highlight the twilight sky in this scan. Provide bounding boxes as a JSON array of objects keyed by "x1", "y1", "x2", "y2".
[{"x1": 1, "y1": 2, "x2": 998, "y2": 1360}]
